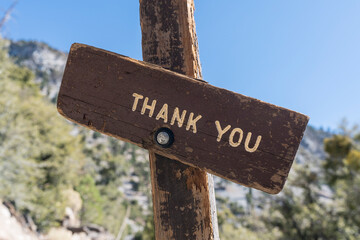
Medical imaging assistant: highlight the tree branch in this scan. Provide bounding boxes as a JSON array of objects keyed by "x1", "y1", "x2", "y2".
[{"x1": 0, "y1": 1, "x2": 18, "y2": 31}]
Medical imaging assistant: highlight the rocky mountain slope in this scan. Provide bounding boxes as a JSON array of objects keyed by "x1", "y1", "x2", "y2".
[{"x1": 9, "y1": 40, "x2": 67, "y2": 101}]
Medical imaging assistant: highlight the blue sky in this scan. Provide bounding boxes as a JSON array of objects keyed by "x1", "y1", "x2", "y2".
[{"x1": 2, "y1": 0, "x2": 360, "y2": 130}]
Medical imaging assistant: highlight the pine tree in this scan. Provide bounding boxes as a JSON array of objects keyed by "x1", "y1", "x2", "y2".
[{"x1": 0, "y1": 38, "x2": 85, "y2": 230}]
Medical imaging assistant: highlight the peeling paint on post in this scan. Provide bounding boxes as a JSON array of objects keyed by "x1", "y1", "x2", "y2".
[{"x1": 140, "y1": 0, "x2": 219, "y2": 239}]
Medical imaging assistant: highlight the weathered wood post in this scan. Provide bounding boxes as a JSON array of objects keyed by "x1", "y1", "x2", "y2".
[{"x1": 139, "y1": 0, "x2": 219, "y2": 239}]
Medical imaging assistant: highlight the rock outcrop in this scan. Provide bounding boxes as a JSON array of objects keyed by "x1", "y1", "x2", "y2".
[{"x1": 0, "y1": 201, "x2": 39, "y2": 240}]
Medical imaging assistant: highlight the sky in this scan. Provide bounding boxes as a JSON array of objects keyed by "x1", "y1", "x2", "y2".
[{"x1": 2, "y1": 0, "x2": 360, "y2": 130}]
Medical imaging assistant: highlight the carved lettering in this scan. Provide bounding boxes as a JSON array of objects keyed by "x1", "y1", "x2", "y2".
[
  {"x1": 141, "y1": 97, "x2": 157, "y2": 117},
  {"x1": 131, "y1": 93, "x2": 262, "y2": 152},
  {"x1": 132, "y1": 93, "x2": 144, "y2": 111},
  {"x1": 229, "y1": 128, "x2": 244, "y2": 147},
  {"x1": 244, "y1": 133, "x2": 262, "y2": 153},
  {"x1": 171, "y1": 107, "x2": 187, "y2": 128},
  {"x1": 186, "y1": 113, "x2": 202, "y2": 134},
  {"x1": 215, "y1": 120, "x2": 231, "y2": 142},
  {"x1": 156, "y1": 103, "x2": 169, "y2": 123}
]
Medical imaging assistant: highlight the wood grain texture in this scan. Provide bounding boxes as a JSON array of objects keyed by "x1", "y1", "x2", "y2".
[
  {"x1": 149, "y1": 153, "x2": 214, "y2": 239},
  {"x1": 57, "y1": 43, "x2": 309, "y2": 194},
  {"x1": 141, "y1": 1, "x2": 218, "y2": 239}
]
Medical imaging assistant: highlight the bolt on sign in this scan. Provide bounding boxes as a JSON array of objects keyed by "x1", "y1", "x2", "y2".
[{"x1": 57, "y1": 43, "x2": 309, "y2": 194}]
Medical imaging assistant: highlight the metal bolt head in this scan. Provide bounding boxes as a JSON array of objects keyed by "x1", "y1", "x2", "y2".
[
  {"x1": 157, "y1": 131, "x2": 170, "y2": 145},
  {"x1": 154, "y1": 128, "x2": 174, "y2": 148}
]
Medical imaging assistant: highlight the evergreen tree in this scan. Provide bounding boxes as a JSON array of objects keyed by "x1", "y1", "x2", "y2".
[{"x1": 0, "y1": 38, "x2": 85, "y2": 230}]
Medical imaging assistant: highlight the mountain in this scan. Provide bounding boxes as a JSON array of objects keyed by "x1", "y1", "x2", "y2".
[{"x1": 9, "y1": 40, "x2": 67, "y2": 101}]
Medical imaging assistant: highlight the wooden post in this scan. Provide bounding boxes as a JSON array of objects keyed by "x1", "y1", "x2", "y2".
[{"x1": 140, "y1": 0, "x2": 219, "y2": 239}]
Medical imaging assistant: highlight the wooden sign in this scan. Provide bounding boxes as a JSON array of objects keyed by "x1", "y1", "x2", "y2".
[{"x1": 57, "y1": 43, "x2": 309, "y2": 194}]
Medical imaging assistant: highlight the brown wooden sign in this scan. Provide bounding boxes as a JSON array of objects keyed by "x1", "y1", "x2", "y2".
[{"x1": 57, "y1": 43, "x2": 309, "y2": 194}]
